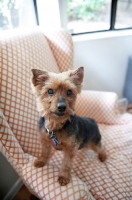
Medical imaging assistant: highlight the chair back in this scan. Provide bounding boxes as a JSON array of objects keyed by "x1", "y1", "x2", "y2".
[{"x1": 0, "y1": 29, "x2": 60, "y2": 156}]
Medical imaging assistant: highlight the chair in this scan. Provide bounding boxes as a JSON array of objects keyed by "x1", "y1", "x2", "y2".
[{"x1": 1, "y1": 28, "x2": 132, "y2": 200}]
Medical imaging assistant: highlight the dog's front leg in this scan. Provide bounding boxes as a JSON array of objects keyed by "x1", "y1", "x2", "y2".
[
  {"x1": 58, "y1": 147, "x2": 77, "y2": 186},
  {"x1": 34, "y1": 132, "x2": 51, "y2": 168}
]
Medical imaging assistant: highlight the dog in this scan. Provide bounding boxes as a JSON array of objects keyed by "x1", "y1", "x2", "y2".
[{"x1": 31, "y1": 67, "x2": 106, "y2": 186}]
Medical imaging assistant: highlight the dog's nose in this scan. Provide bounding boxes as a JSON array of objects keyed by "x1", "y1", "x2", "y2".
[{"x1": 57, "y1": 103, "x2": 66, "y2": 112}]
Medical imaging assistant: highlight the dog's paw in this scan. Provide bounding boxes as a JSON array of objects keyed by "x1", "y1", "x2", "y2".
[
  {"x1": 58, "y1": 176, "x2": 70, "y2": 186},
  {"x1": 34, "y1": 159, "x2": 45, "y2": 168},
  {"x1": 98, "y1": 151, "x2": 107, "y2": 162}
]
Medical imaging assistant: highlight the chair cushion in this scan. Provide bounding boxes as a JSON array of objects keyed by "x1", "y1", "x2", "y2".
[
  {"x1": 22, "y1": 154, "x2": 94, "y2": 200},
  {"x1": 23, "y1": 118, "x2": 132, "y2": 199}
]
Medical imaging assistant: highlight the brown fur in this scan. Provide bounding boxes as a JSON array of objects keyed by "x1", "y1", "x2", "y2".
[{"x1": 31, "y1": 67, "x2": 106, "y2": 186}]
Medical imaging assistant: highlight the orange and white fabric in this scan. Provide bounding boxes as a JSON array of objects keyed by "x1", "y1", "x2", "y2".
[
  {"x1": 0, "y1": 28, "x2": 132, "y2": 200},
  {"x1": 76, "y1": 90, "x2": 132, "y2": 125}
]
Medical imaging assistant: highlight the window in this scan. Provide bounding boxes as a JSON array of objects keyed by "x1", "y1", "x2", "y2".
[
  {"x1": 2, "y1": 0, "x2": 131, "y2": 34},
  {"x1": 115, "y1": 0, "x2": 132, "y2": 29},
  {"x1": 36, "y1": 0, "x2": 61, "y2": 30},
  {"x1": 67, "y1": 0, "x2": 111, "y2": 34},
  {"x1": 65, "y1": 0, "x2": 132, "y2": 34},
  {"x1": 0, "y1": 0, "x2": 37, "y2": 30}
]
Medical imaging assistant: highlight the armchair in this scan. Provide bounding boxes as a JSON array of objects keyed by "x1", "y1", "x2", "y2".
[{"x1": 0, "y1": 28, "x2": 132, "y2": 200}]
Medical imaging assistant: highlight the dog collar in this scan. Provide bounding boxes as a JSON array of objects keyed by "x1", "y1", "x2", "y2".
[
  {"x1": 46, "y1": 128, "x2": 54, "y2": 137},
  {"x1": 46, "y1": 128, "x2": 59, "y2": 147}
]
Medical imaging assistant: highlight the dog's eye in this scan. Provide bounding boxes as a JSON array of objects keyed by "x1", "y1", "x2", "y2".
[
  {"x1": 67, "y1": 90, "x2": 72, "y2": 96},
  {"x1": 48, "y1": 89, "x2": 54, "y2": 96}
]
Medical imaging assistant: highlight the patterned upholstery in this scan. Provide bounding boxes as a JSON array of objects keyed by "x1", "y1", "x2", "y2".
[
  {"x1": 22, "y1": 155, "x2": 94, "y2": 200},
  {"x1": 76, "y1": 91, "x2": 132, "y2": 125},
  {"x1": 0, "y1": 28, "x2": 132, "y2": 200},
  {"x1": 0, "y1": 28, "x2": 59, "y2": 157},
  {"x1": 43, "y1": 29, "x2": 73, "y2": 72}
]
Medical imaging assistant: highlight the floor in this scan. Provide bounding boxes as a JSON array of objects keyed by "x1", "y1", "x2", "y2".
[
  {"x1": 13, "y1": 185, "x2": 39, "y2": 200},
  {"x1": 13, "y1": 105, "x2": 132, "y2": 200}
]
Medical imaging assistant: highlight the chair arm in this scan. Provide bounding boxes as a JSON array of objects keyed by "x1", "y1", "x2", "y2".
[
  {"x1": 43, "y1": 29, "x2": 73, "y2": 72},
  {"x1": 76, "y1": 90, "x2": 132, "y2": 125},
  {"x1": 0, "y1": 109, "x2": 28, "y2": 172}
]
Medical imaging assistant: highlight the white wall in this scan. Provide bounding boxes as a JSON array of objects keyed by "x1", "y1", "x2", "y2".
[{"x1": 73, "y1": 30, "x2": 132, "y2": 98}]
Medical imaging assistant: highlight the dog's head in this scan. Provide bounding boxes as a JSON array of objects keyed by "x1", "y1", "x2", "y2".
[{"x1": 31, "y1": 67, "x2": 84, "y2": 121}]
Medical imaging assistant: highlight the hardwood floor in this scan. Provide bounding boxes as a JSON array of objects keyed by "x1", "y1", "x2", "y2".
[{"x1": 13, "y1": 185, "x2": 39, "y2": 200}]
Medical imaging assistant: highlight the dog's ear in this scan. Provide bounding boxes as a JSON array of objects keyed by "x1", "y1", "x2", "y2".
[
  {"x1": 70, "y1": 67, "x2": 84, "y2": 84},
  {"x1": 31, "y1": 69, "x2": 49, "y2": 86}
]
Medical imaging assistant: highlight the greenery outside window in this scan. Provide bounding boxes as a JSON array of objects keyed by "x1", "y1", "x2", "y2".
[
  {"x1": 1, "y1": 0, "x2": 132, "y2": 34},
  {"x1": 66, "y1": 0, "x2": 132, "y2": 34}
]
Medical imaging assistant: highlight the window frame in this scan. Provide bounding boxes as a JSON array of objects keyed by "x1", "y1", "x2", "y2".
[
  {"x1": 33, "y1": 0, "x2": 39, "y2": 25},
  {"x1": 34, "y1": 0, "x2": 132, "y2": 35},
  {"x1": 110, "y1": 0, "x2": 132, "y2": 31}
]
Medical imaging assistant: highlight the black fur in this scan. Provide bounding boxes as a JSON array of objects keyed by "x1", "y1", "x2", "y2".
[
  {"x1": 38, "y1": 117, "x2": 45, "y2": 132},
  {"x1": 38, "y1": 115, "x2": 101, "y2": 149}
]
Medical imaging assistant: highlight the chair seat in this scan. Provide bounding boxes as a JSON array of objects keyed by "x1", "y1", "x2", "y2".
[
  {"x1": 22, "y1": 118, "x2": 132, "y2": 200},
  {"x1": 22, "y1": 154, "x2": 94, "y2": 200}
]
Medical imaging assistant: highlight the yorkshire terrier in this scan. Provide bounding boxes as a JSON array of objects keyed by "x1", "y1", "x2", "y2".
[{"x1": 31, "y1": 67, "x2": 106, "y2": 186}]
